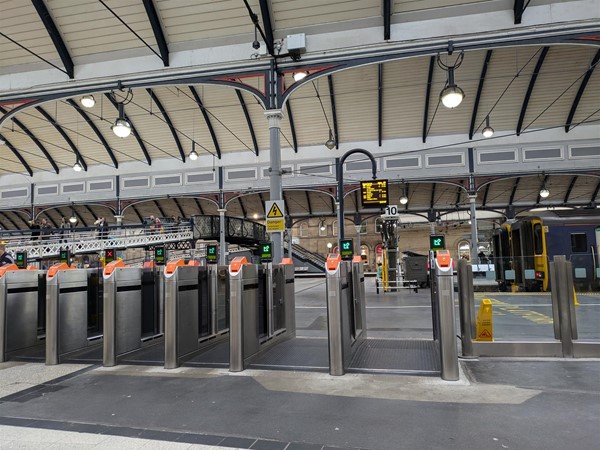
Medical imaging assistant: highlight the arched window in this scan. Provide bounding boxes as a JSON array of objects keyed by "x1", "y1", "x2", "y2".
[
  {"x1": 300, "y1": 222, "x2": 309, "y2": 238},
  {"x1": 332, "y1": 220, "x2": 338, "y2": 237}
]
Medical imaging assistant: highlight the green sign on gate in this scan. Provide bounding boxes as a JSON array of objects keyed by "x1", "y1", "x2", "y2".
[{"x1": 429, "y1": 235, "x2": 446, "y2": 251}]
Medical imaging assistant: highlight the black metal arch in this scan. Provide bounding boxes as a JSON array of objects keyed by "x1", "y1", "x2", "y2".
[
  {"x1": 513, "y1": 0, "x2": 530, "y2": 24},
  {"x1": 189, "y1": 87, "x2": 221, "y2": 159},
  {"x1": 565, "y1": 49, "x2": 600, "y2": 132},
  {"x1": 286, "y1": 100, "x2": 298, "y2": 153},
  {"x1": 32, "y1": 0, "x2": 74, "y2": 79},
  {"x1": 0, "y1": 132, "x2": 33, "y2": 176},
  {"x1": 305, "y1": 191, "x2": 313, "y2": 215},
  {"x1": 517, "y1": 46, "x2": 549, "y2": 136},
  {"x1": 563, "y1": 176, "x2": 578, "y2": 204},
  {"x1": 154, "y1": 200, "x2": 167, "y2": 218},
  {"x1": 104, "y1": 94, "x2": 151, "y2": 165},
  {"x1": 238, "y1": 197, "x2": 247, "y2": 218},
  {"x1": 258, "y1": 0, "x2": 275, "y2": 55},
  {"x1": 131, "y1": 205, "x2": 144, "y2": 223},
  {"x1": 235, "y1": 89, "x2": 259, "y2": 156},
  {"x1": 0, "y1": 106, "x2": 59, "y2": 174},
  {"x1": 66, "y1": 99, "x2": 119, "y2": 168},
  {"x1": 173, "y1": 198, "x2": 185, "y2": 218},
  {"x1": 0, "y1": 211, "x2": 19, "y2": 230},
  {"x1": 327, "y1": 75, "x2": 339, "y2": 150},
  {"x1": 422, "y1": 56, "x2": 435, "y2": 143},
  {"x1": 147, "y1": 88, "x2": 185, "y2": 162},
  {"x1": 469, "y1": 50, "x2": 493, "y2": 140},
  {"x1": 509, "y1": 177, "x2": 521, "y2": 205},
  {"x1": 142, "y1": 0, "x2": 169, "y2": 67},
  {"x1": 193, "y1": 198, "x2": 205, "y2": 215},
  {"x1": 591, "y1": 179, "x2": 600, "y2": 204},
  {"x1": 35, "y1": 106, "x2": 87, "y2": 171}
]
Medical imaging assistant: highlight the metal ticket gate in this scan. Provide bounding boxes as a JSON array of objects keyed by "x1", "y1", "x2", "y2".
[
  {"x1": 229, "y1": 257, "x2": 296, "y2": 372},
  {"x1": 0, "y1": 265, "x2": 46, "y2": 362},
  {"x1": 325, "y1": 255, "x2": 367, "y2": 376},
  {"x1": 164, "y1": 260, "x2": 229, "y2": 369},
  {"x1": 46, "y1": 264, "x2": 103, "y2": 365},
  {"x1": 429, "y1": 251, "x2": 459, "y2": 381}
]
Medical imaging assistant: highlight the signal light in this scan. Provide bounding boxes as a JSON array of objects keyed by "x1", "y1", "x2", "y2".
[{"x1": 535, "y1": 271, "x2": 544, "y2": 279}]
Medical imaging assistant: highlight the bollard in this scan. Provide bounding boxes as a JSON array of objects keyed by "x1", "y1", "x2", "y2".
[{"x1": 457, "y1": 258, "x2": 476, "y2": 356}]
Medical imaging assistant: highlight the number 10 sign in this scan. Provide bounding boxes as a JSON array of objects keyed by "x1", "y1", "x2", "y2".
[{"x1": 381, "y1": 205, "x2": 400, "y2": 218}]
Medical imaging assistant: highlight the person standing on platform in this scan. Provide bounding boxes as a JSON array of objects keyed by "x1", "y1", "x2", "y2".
[
  {"x1": 29, "y1": 219, "x2": 40, "y2": 242},
  {"x1": 40, "y1": 218, "x2": 51, "y2": 241},
  {"x1": 59, "y1": 217, "x2": 68, "y2": 243},
  {"x1": 0, "y1": 243, "x2": 14, "y2": 267}
]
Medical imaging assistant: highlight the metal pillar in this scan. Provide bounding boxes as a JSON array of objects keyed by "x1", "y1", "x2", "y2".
[
  {"x1": 457, "y1": 258, "x2": 476, "y2": 357},
  {"x1": 469, "y1": 195, "x2": 478, "y2": 263},
  {"x1": 218, "y1": 167, "x2": 227, "y2": 266},
  {"x1": 433, "y1": 252, "x2": 459, "y2": 380},
  {"x1": 266, "y1": 110, "x2": 284, "y2": 263},
  {"x1": 550, "y1": 255, "x2": 578, "y2": 357}
]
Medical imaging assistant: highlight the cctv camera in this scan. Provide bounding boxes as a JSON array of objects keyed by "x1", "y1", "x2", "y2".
[{"x1": 252, "y1": 40, "x2": 260, "y2": 50}]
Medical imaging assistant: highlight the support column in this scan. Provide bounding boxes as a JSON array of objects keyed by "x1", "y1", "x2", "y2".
[
  {"x1": 218, "y1": 167, "x2": 227, "y2": 266},
  {"x1": 469, "y1": 194, "x2": 478, "y2": 263},
  {"x1": 266, "y1": 110, "x2": 284, "y2": 263}
]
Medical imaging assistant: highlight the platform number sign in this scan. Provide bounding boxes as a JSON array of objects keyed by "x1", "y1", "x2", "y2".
[
  {"x1": 59, "y1": 249, "x2": 70, "y2": 265},
  {"x1": 340, "y1": 239, "x2": 354, "y2": 260},
  {"x1": 429, "y1": 235, "x2": 446, "y2": 251},
  {"x1": 154, "y1": 246, "x2": 166, "y2": 265},
  {"x1": 15, "y1": 251, "x2": 27, "y2": 269},
  {"x1": 104, "y1": 249, "x2": 115, "y2": 265},
  {"x1": 260, "y1": 242, "x2": 273, "y2": 263},
  {"x1": 206, "y1": 245, "x2": 218, "y2": 264}
]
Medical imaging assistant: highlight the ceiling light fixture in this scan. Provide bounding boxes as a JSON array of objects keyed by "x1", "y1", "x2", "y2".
[
  {"x1": 325, "y1": 129, "x2": 336, "y2": 150},
  {"x1": 539, "y1": 173, "x2": 550, "y2": 198},
  {"x1": 482, "y1": 115, "x2": 494, "y2": 138},
  {"x1": 111, "y1": 104, "x2": 131, "y2": 138},
  {"x1": 189, "y1": 141, "x2": 199, "y2": 161},
  {"x1": 293, "y1": 71, "x2": 309, "y2": 82},
  {"x1": 80, "y1": 95, "x2": 95, "y2": 108},
  {"x1": 319, "y1": 220, "x2": 326, "y2": 231},
  {"x1": 437, "y1": 46, "x2": 465, "y2": 109},
  {"x1": 73, "y1": 160, "x2": 82, "y2": 172},
  {"x1": 400, "y1": 180, "x2": 408, "y2": 205}
]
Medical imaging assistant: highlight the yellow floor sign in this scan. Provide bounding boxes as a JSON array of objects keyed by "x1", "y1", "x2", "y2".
[{"x1": 475, "y1": 298, "x2": 493, "y2": 341}]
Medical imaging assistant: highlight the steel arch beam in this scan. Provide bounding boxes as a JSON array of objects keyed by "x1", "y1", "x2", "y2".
[
  {"x1": 189, "y1": 86, "x2": 221, "y2": 159},
  {"x1": 422, "y1": 56, "x2": 435, "y2": 143},
  {"x1": 514, "y1": 0, "x2": 530, "y2": 24},
  {"x1": 286, "y1": 100, "x2": 298, "y2": 153},
  {"x1": 563, "y1": 176, "x2": 578, "y2": 204},
  {"x1": 258, "y1": 0, "x2": 274, "y2": 55},
  {"x1": 482, "y1": 183, "x2": 491, "y2": 207},
  {"x1": 305, "y1": 191, "x2": 313, "y2": 215},
  {"x1": 469, "y1": 50, "x2": 493, "y2": 140},
  {"x1": 66, "y1": 99, "x2": 119, "y2": 168},
  {"x1": 383, "y1": 0, "x2": 392, "y2": 41},
  {"x1": 235, "y1": 89, "x2": 259, "y2": 155},
  {"x1": 105, "y1": 94, "x2": 151, "y2": 165},
  {"x1": 565, "y1": 49, "x2": 600, "y2": 132},
  {"x1": 154, "y1": 200, "x2": 167, "y2": 218},
  {"x1": 193, "y1": 198, "x2": 205, "y2": 215},
  {"x1": 0, "y1": 212, "x2": 19, "y2": 229},
  {"x1": 327, "y1": 75, "x2": 339, "y2": 150},
  {"x1": 238, "y1": 197, "x2": 247, "y2": 218},
  {"x1": 35, "y1": 106, "x2": 87, "y2": 171},
  {"x1": 173, "y1": 198, "x2": 185, "y2": 218},
  {"x1": 591, "y1": 179, "x2": 600, "y2": 204},
  {"x1": 0, "y1": 106, "x2": 59, "y2": 174},
  {"x1": 130, "y1": 205, "x2": 144, "y2": 223},
  {"x1": 516, "y1": 46, "x2": 549, "y2": 136},
  {"x1": 142, "y1": 0, "x2": 169, "y2": 67},
  {"x1": 509, "y1": 178, "x2": 521, "y2": 205},
  {"x1": 32, "y1": 0, "x2": 74, "y2": 79},
  {"x1": 147, "y1": 88, "x2": 185, "y2": 162},
  {"x1": 0, "y1": 133, "x2": 33, "y2": 176},
  {"x1": 430, "y1": 183, "x2": 436, "y2": 209}
]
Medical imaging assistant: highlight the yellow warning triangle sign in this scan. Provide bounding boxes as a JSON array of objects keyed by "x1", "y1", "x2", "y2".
[
  {"x1": 267, "y1": 202, "x2": 284, "y2": 218},
  {"x1": 478, "y1": 329, "x2": 492, "y2": 338}
]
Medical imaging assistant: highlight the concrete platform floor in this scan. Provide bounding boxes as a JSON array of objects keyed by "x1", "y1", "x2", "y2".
[{"x1": 1, "y1": 358, "x2": 599, "y2": 450}]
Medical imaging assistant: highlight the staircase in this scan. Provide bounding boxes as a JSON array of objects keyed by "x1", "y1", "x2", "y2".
[{"x1": 288, "y1": 243, "x2": 326, "y2": 273}]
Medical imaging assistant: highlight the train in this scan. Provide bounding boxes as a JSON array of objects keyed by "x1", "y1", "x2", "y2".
[{"x1": 492, "y1": 209, "x2": 600, "y2": 292}]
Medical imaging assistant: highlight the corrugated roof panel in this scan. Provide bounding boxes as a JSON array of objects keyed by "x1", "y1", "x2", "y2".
[
  {"x1": 272, "y1": 0, "x2": 380, "y2": 30},
  {"x1": 333, "y1": 65, "x2": 379, "y2": 143},
  {"x1": 0, "y1": 1, "x2": 58, "y2": 68},
  {"x1": 521, "y1": 46, "x2": 593, "y2": 133},
  {"x1": 157, "y1": 0, "x2": 256, "y2": 43},
  {"x1": 382, "y1": 56, "x2": 431, "y2": 140},
  {"x1": 50, "y1": 0, "x2": 156, "y2": 59}
]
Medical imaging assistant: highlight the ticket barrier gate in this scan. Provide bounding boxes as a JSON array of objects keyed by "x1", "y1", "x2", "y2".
[
  {"x1": 325, "y1": 255, "x2": 367, "y2": 376},
  {"x1": 229, "y1": 257, "x2": 296, "y2": 372},
  {"x1": 0, "y1": 264, "x2": 46, "y2": 362},
  {"x1": 46, "y1": 264, "x2": 104, "y2": 365},
  {"x1": 102, "y1": 261, "x2": 163, "y2": 366},
  {"x1": 164, "y1": 260, "x2": 229, "y2": 369},
  {"x1": 429, "y1": 251, "x2": 459, "y2": 381}
]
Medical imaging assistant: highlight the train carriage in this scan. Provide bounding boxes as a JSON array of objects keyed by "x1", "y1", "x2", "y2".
[{"x1": 493, "y1": 210, "x2": 600, "y2": 292}]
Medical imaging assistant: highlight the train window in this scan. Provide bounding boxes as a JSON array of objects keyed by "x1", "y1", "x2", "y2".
[
  {"x1": 570, "y1": 233, "x2": 587, "y2": 253},
  {"x1": 533, "y1": 223, "x2": 543, "y2": 255}
]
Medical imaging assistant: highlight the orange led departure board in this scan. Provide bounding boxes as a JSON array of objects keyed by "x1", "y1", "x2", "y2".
[{"x1": 360, "y1": 179, "x2": 389, "y2": 208}]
